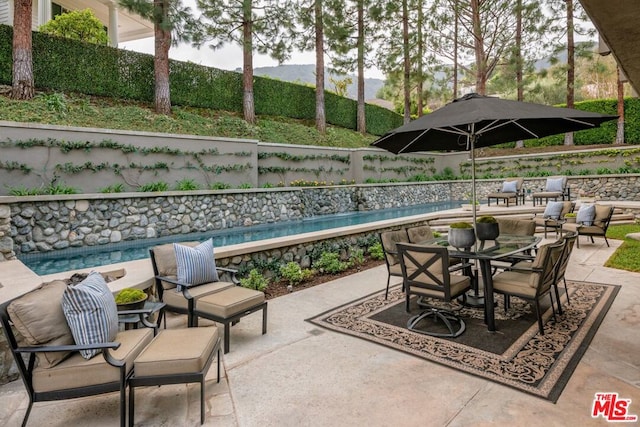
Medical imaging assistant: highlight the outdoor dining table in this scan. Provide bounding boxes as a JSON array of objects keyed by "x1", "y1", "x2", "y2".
[{"x1": 420, "y1": 234, "x2": 542, "y2": 332}]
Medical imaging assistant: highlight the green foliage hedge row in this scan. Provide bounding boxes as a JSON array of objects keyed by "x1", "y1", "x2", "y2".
[{"x1": 0, "y1": 25, "x2": 402, "y2": 135}]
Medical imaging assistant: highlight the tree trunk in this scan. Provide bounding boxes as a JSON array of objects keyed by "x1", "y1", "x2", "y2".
[
  {"x1": 402, "y1": 0, "x2": 411, "y2": 124},
  {"x1": 416, "y1": 1, "x2": 424, "y2": 116},
  {"x1": 515, "y1": 0, "x2": 524, "y2": 148},
  {"x1": 356, "y1": 0, "x2": 366, "y2": 133},
  {"x1": 453, "y1": 0, "x2": 458, "y2": 99},
  {"x1": 616, "y1": 65, "x2": 625, "y2": 144},
  {"x1": 11, "y1": 0, "x2": 34, "y2": 100},
  {"x1": 153, "y1": 1, "x2": 171, "y2": 115},
  {"x1": 564, "y1": 0, "x2": 575, "y2": 146},
  {"x1": 315, "y1": 0, "x2": 326, "y2": 134},
  {"x1": 471, "y1": 0, "x2": 485, "y2": 95},
  {"x1": 242, "y1": 0, "x2": 256, "y2": 125}
]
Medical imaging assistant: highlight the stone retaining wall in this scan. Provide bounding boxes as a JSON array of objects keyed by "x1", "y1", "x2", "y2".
[{"x1": 2, "y1": 175, "x2": 640, "y2": 259}]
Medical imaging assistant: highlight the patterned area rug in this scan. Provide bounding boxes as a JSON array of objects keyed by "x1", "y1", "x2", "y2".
[{"x1": 307, "y1": 281, "x2": 619, "y2": 403}]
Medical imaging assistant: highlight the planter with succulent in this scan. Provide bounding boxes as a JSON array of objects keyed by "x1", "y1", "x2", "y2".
[
  {"x1": 448, "y1": 221, "x2": 476, "y2": 250},
  {"x1": 114, "y1": 288, "x2": 148, "y2": 311},
  {"x1": 475, "y1": 215, "x2": 500, "y2": 241},
  {"x1": 564, "y1": 212, "x2": 577, "y2": 223}
]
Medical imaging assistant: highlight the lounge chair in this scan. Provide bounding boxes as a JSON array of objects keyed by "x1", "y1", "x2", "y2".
[
  {"x1": 487, "y1": 178, "x2": 525, "y2": 207},
  {"x1": 532, "y1": 176, "x2": 570, "y2": 206},
  {"x1": 533, "y1": 200, "x2": 575, "y2": 238},
  {"x1": 562, "y1": 204, "x2": 614, "y2": 248}
]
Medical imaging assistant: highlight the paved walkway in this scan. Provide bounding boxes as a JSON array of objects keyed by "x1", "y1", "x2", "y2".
[{"x1": 1, "y1": 236, "x2": 639, "y2": 426}]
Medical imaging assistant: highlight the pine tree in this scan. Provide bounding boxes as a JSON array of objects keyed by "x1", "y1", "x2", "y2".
[{"x1": 11, "y1": 0, "x2": 34, "y2": 100}]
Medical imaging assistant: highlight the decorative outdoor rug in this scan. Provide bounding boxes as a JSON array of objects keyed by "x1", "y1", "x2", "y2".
[{"x1": 307, "y1": 280, "x2": 619, "y2": 403}]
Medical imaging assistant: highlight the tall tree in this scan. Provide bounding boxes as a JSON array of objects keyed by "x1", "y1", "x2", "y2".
[
  {"x1": 196, "y1": 0, "x2": 293, "y2": 125},
  {"x1": 119, "y1": 0, "x2": 196, "y2": 115},
  {"x1": 616, "y1": 66, "x2": 625, "y2": 144},
  {"x1": 11, "y1": 0, "x2": 34, "y2": 100}
]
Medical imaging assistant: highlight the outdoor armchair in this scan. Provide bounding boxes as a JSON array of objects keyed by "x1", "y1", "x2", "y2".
[
  {"x1": 533, "y1": 200, "x2": 575, "y2": 238},
  {"x1": 562, "y1": 204, "x2": 614, "y2": 248},
  {"x1": 487, "y1": 177, "x2": 525, "y2": 207},
  {"x1": 532, "y1": 176, "x2": 570, "y2": 206},
  {"x1": 379, "y1": 229, "x2": 410, "y2": 299},
  {"x1": 0, "y1": 278, "x2": 157, "y2": 427},
  {"x1": 491, "y1": 240, "x2": 565, "y2": 335},
  {"x1": 396, "y1": 243, "x2": 472, "y2": 338}
]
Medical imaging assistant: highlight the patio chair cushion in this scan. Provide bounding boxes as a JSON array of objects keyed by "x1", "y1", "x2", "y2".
[
  {"x1": 501, "y1": 180, "x2": 518, "y2": 193},
  {"x1": 543, "y1": 201, "x2": 564, "y2": 219},
  {"x1": 593, "y1": 204, "x2": 612, "y2": 227},
  {"x1": 152, "y1": 241, "x2": 199, "y2": 290},
  {"x1": 162, "y1": 280, "x2": 235, "y2": 310},
  {"x1": 408, "y1": 274, "x2": 470, "y2": 299},
  {"x1": 7, "y1": 280, "x2": 75, "y2": 368},
  {"x1": 545, "y1": 177, "x2": 565, "y2": 192},
  {"x1": 61, "y1": 272, "x2": 119, "y2": 359},
  {"x1": 196, "y1": 286, "x2": 265, "y2": 319},
  {"x1": 32, "y1": 328, "x2": 153, "y2": 393},
  {"x1": 174, "y1": 239, "x2": 219, "y2": 287},
  {"x1": 576, "y1": 204, "x2": 596, "y2": 225},
  {"x1": 133, "y1": 327, "x2": 219, "y2": 377}
]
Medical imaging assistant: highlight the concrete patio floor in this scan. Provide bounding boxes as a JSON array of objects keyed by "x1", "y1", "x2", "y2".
[{"x1": 1, "y1": 236, "x2": 639, "y2": 426}]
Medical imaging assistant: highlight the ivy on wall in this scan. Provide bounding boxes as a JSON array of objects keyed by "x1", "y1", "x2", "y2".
[{"x1": 258, "y1": 152, "x2": 351, "y2": 164}]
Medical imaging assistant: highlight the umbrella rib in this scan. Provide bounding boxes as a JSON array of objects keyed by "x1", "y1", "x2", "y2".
[{"x1": 397, "y1": 129, "x2": 432, "y2": 153}]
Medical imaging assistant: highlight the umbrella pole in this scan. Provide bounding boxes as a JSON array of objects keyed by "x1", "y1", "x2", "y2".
[{"x1": 465, "y1": 132, "x2": 485, "y2": 308}]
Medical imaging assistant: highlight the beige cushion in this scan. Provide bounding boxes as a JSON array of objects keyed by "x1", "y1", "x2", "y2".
[
  {"x1": 409, "y1": 274, "x2": 470, "y2": 299},
  {"x1": 152, "y1": 242, "x2": 200, "y2": 289},
  {"x1": 380, "y1": 230, "x2": 409, "y2": 266},
  {"x1": 162, "y1": 281, "x2": 235, "y2": 310},
  {"x1": 593, "y1": 204, "x2": 611, "y2": 228},
  {"x1": 407, "y1": 225, "x2": 434, "y2": 243},
  {"x1": 7, "y1": 280, "x2": 74, "y2": 368},
  {"x1": 32, "y1": 328, "x2": 153, "y2": 393},
  {"x1": 196, "y1": 286, "x2": 265, "y2": 319},
  {"x1": 496, "y1": 219, "x2": 535, "y2": 236},
  {"x1": 563, "y1": 223, "x2": 606, "y2": 235},
  {"x1": 492, "y1": 271, "x2": 538, "y2": 298},
  {"x1": 134, "y1": 327, "x2": 219, "y2": 377}
]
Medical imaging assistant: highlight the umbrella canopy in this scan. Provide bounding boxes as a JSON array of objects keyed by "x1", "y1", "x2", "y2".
[{"x1": 372, "y1": 93, "x2": 618, "y2": 154}]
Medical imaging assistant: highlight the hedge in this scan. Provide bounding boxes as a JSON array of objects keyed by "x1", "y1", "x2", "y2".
[{"x1": 0, "y1": 24, "x2": 402, "y2": 135}]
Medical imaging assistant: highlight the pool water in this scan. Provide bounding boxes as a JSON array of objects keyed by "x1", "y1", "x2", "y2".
[{"x1": 19, "y1": 201, "x2": 461, "y2": 275}]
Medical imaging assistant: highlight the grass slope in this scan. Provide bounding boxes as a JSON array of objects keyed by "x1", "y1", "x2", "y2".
[{"x1": 0, "y1": 91, "x2": 378, "y2": 148}]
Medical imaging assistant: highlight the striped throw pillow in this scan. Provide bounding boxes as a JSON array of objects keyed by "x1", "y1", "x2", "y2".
[
  {"x1": 61, "y1": 271, "x2": 119, "y2": 359},
  {"x1": 174, "y1": 239, "x2": 219, "y2": 287}
]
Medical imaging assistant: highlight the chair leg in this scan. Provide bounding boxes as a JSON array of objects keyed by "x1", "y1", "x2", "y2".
[
  {"x1": 563, "y1": 278, "x2": 571, "y2": 305},
  {"x1": 224, "y1": 322, "x2": 231, "y2": 354},
  {"x1": 200, "y1": 377, "x2": 205, "y2": 425},
  {"x1": 216, "y1": 347, "x2": 221, "y2": 383},
  {"x1": 553, "y1": 284, "x2": 563, "y2": 315},
  {"x1": 533, "y1": 301, "x2": 544, "y2": 335},
  {"x1": 20, "y1": 399, "x2": 33, "y2": 427},
  {"x1": 262, "y1": 304, "x2": 268, "y2": 335},
  {"x1": 128, "y1": 386, "x2": 135, "y2": 427},
  {"x1": 604, "y1": 236, "x2": 610, "y2": 247},
  {"x1": 385, "y1": 275, "x2": 391, "y2": 299}
]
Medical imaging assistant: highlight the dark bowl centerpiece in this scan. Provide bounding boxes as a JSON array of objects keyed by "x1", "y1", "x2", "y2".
[{"x1": 115, "y1": 288, "x2": 148, "y2": 311}]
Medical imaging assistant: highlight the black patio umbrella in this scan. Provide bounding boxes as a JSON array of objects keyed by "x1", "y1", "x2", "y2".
[{"x1": 371, "y1": 93, "x2": 618, "y2": 226}]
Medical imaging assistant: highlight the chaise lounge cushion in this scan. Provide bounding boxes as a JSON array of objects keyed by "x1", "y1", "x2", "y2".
[
  {"x1": 174, "y1": 239, "x2": 219, "y2": 287},
  {"x1": 196, "y1": 286, "x2": 265, "y2": 319},
  {"x1": 32, "y1": 328, "x2": 153, "y2": 393},
  {"x1": 62, "y1": 272, "x2": 119, "y2": 359},
  {"x1": 7, "y1": 280, "x2": 75, "y2": 368}
]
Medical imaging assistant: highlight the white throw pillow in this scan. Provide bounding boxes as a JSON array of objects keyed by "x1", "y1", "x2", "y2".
[
  {"x1": 61, "y1": 272, "x2": 119, "y2": 359},
  {"x1": 174, "y1": 239, "x2": 219, "y2": 288},
  {"x1": 501, "y1": 181, "x2": 518, "y2": 193},
  {"x1": 545, "y1": 177, "x2": 564, "y2": 192},
  {"x1": 543, "y1": 201, "x2": 564, "y2": 219},
  {"x1": 576, "y1": 204, "x2": 596, "y2": 225}
]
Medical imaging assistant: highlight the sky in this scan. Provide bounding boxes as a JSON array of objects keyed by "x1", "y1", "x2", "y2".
[{"x1": 117, "y1": 0, "x2": 387, "y2": 80}]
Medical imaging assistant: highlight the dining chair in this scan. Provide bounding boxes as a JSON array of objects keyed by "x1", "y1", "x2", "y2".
[
  {"x1": 379, "y1": 229, "x2": 410, "y2": 299},
  {"x1": 406, "y1": 224, "x2": 434, "y2": 243},
  {"x1": 491, "y1": 240, "x2": 565, "y2": 335},
  {"x1": 396, "y1": 243, "x2": 472, "y2": 338}
]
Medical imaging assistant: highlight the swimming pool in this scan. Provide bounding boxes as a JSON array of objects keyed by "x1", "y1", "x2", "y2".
[{"x1": 19, "y1": 201, "x2": 461, "y2": 275}]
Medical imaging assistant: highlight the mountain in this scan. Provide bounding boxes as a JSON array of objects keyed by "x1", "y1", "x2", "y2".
[{"x1": 252, "y1": 64, "x2": 385, "y2": 101}]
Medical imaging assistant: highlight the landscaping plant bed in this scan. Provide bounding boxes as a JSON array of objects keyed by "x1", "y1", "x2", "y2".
[{"x1": 263, "y1": 259, "x2": 385, "y2": 300}]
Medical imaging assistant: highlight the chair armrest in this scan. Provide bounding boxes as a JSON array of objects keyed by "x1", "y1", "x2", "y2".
[
  {"x1": 155, "y1": 274, "x2": 186, "y2": 288},
  {"x1": 216, "y1": 266, "x2": 240, "y2": 285},
  {"x1": 16, "y1": 341, "x2": 121, "y2": 354},
  {"x1": 503, "y1": 265, "x2": 542, "y2": 273}
]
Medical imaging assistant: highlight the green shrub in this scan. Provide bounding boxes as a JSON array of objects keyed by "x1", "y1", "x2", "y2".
[
  {"x1": 239, "y1": 269, "x2": 269, "y2": 291},
  {"x1": 314, "y1": 251, "x2": 350, "y2": 274},
  {"x1": 114, "y1": 288, "x2": 146, "y2": 304},
  {"x1": 368, "y1": 241, "x2": 385, "y2": 260},
  {"x1": 139, "y1": 181, "x2": 169, "y2": 192},
  {"x1": 99, "y1": 183, "x2": 125, "y2": 193},
  {"x1": 8, "y1": 186, "x2": 42, "y2": 196},
  {"x1": 349, "y1": 248, "x2": 365, "y2": 265},
  {"x1": 174, "y1": 178, "x2": 200, "y2": 191},
  {"x1": 238, "y1": 183, "x2": 252, "y2": 189},
  {"x1": 279, "y1": 262, "x2": 314, "y2": 286},
  {"x1": 210, "y1": 182, "x2": 231, "y2": 190},
  {"x1": 46, "y1": 182, "x2": 78, "y2": 194}
]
